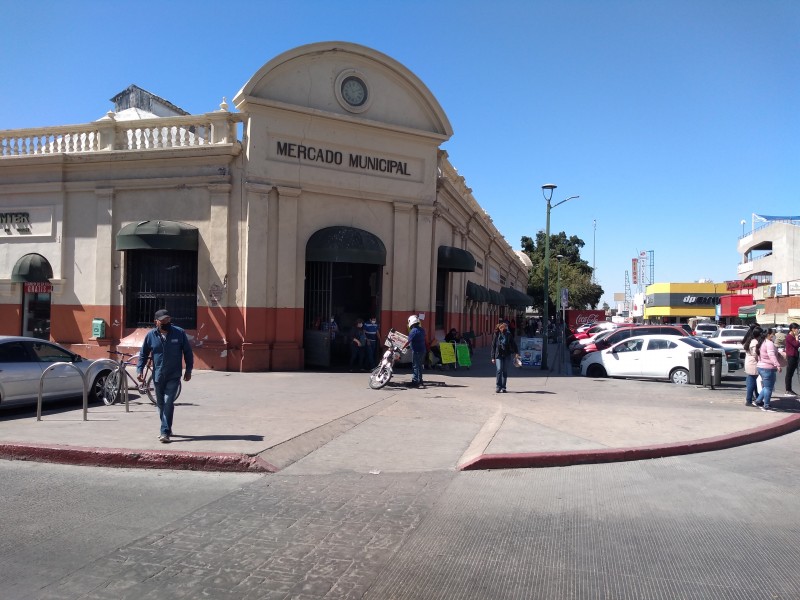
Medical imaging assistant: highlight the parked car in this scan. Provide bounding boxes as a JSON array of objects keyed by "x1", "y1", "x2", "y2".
[
  {"x1": 693, "y1": 322, "x2": 719, "y2": 338},
  {"x1": 571, "y1": 321, "x2": 618, "y2": 341},
  {"x1": 571, "y1": 324, "x2": 688, "y2": 366},
  {"x1": 0, "y1": 336, "x2": 116, "y2": 408},
  {"x1": 673, "y1": 323, "x2": 693, "y2": 335},
  {"x1": 709, "y1": 327, "x2": 747, "y2": 348},
  {"x1": 580, "y1": 334, "x2": 710, "y2": 384},
  {"x1": 690, "y1": 336, "x2": 741, "y2": 372}
]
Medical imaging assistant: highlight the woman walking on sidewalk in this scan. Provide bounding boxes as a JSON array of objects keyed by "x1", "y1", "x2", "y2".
[
  {"x1": 754, "y1": 328, "x2": 782, "y2": 412},
  {"x1": 742, "y1": 325, "x2": 762, "y2": 407},
  {"x1": 491, "y1": 319, "x2": 519, "y2": 393}
]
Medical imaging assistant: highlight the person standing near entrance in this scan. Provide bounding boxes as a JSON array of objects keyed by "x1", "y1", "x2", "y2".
[
  {"x1": 363, "y1": 315, "x2": 380, "y2": 368},
  {"x1": 784, "y1": 323, "x2": 799, "y2": 395},
  {"x1": 349, "y1": 318, "x2": 368, "y2": 371},
  {"x1": 138, "y1": 309, "x2": 193, "y2": 443},
  {"x1": 406, "y1": 314, "x2": 426, "y2": 388},
  {"x1": 491, "y1": 319, "x2": 519, "y2": 393}
]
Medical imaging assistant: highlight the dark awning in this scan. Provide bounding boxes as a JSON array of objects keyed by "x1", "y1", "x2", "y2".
[
  {"x1": 116, "y1": 220, "x2": 198, "y2": 251},
  {"x1": 306, "y1": 226, "x2": 386, "y2": 265},
  {"x1": 501, "y1": 286, "x2": 532, "y2": 308},
  {"x1": 11, "y1": 253, "x2": 53, "y2": 282},
  {"x1": 437, "y1": 246, "x2": 476, "y2": 272},
  {"x1": 488, "y1": 289, "x2": 505, "y2": 305},
  {"x1": 466, "y1": 281, "x2": 490, "y2": 303}
]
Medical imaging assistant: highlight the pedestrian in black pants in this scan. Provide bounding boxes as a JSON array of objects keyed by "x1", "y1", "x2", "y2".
[{"x1": 784, "y1": 323, "x2": 799, "y2": 395}]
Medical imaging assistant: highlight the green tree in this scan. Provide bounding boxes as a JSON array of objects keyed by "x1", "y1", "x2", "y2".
[{"x1": 521, "y1": 231, "x2": 603, "y2": 314}]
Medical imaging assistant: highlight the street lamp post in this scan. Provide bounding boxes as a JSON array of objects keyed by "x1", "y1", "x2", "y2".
[
  {"x1": 556, "y1": 254, "x2": 564, "y2": 338},
  {"x1": 540, "y1": 184, "x2": 579, "y2": 370},
  {"x1": 740, "y1": 219, "x2": 746, "y2": 236}
]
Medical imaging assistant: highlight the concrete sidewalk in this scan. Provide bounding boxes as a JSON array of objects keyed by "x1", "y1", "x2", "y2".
[{"x1": 1, "y1": 343, "x2": 799, "y2": 473}]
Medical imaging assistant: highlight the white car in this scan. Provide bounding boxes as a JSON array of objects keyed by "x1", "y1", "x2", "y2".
[
  {"x1": 694, "y1": 322, "x2": 719, "y2": 338},
  {"x1": 709, "y1": 328, "x2": 747, "y2": 348},
  {"x1": 580, "y1": 334, "x2": 721, "y2": 384}
]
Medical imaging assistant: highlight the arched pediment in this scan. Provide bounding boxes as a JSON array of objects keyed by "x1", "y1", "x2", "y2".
[{"x1": 233, "y1": 42, "x2": 452, "y2": 139}]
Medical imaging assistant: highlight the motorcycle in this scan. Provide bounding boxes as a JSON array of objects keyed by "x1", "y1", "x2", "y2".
[{"x1": 369, "y1": 329, "x2": 409, "y2": 389}]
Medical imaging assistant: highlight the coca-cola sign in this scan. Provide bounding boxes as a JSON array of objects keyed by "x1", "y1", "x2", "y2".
[{"x1": 566, "y1": 310, "x2": 606, "y2": 329}]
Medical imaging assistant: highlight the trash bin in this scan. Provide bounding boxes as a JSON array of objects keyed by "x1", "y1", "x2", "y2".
[
  {"x1": 91, "y1": 318, "x2": 106, "y2": 339},
  {"x1": 688, "y1": 349, "x2": 704, "y2": 385},
  {"x1": 702, "y1": 350, "x2": 723, "y2": 388}
]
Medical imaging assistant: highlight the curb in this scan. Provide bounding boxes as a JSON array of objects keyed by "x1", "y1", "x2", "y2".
[
  {"x1": 0, "y1": 442, "x2": 278, "y2": 473},
  {"x1": 459, "y1": 413, "x2": 800, "y2": 471}
]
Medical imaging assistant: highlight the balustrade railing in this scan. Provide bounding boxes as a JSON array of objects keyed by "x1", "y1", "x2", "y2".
[{"x1": 0, "y1": 111, "x2": 241, "y2": 157}]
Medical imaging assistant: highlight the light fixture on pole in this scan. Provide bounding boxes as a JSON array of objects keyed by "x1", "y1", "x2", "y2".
[
  {"x1": 540, "y1": 184, "x2": 579, "y2": 370},
  {"x1": 740, "y1": 219, "x2": 746, "y2": 236}
]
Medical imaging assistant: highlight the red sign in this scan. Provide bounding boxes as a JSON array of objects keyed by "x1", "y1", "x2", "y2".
[
  {"x1": 24, "y1": 282, "x2": 52, "y2": 293},
  {"x1": 631, "y1": 259, "x2": 638, "y2": 285},
  {"x1": 725, "y1": 279, "x2": 757, "y2": 291},
  {"x1": 565, "y1": 310, "x2": 606, "y2": 329}
]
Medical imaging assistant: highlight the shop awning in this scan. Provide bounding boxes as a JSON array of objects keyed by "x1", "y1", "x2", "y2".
[
  {"x1": 116, "y1": 220, "x2": 199, "y2": 251},
  {"x1": 501, "y1": 286, "x2": 533, "y2": 308},
  {"x1": 306, "y1": 226, "x2": 386, "y2": 265},
  {"x1": 466, "y1": 281, "x2": 490, "y2": 303},
  {"x1": 11, "y1": 253, "x2": 53, "y2": 282},
  {"x1": 488, "y1": 289, "x2": 505, "y2": 305},
  {"x1": 437, "y1": 246, "x2": 476, "y2": 272},
  {"x1": 738, "y1": 304, "x2": 762, "y2": 317}
]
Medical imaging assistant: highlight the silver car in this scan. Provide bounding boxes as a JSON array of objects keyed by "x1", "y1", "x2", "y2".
[{"x1": 0, "y1": 336, "x2": 117, "y2": 408}]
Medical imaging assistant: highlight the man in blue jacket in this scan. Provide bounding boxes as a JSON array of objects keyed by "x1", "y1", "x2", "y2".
[
  {"x1": 406, "y1": 314, "x2": 426, "y2": 388},
  {"x1": 137, "y1": 309, "x2": 193, "y2": 443}
]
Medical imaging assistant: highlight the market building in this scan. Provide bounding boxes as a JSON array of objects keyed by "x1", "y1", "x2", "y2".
[{"x1": 0, "y1": 42, "x2": 532, "y2": 371}]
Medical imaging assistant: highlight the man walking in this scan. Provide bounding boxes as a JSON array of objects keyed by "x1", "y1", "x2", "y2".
[
  {"x1": 138, "y1": 309, "x2": 193, "y2": 443},
  {"x1": 784, "y1": 323, "x2": 799, "y2": 395}
]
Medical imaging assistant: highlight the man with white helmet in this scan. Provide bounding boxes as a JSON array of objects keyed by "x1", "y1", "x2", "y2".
[{"x1": 405, "y1": 314, "x2": 427, "y2": 388}]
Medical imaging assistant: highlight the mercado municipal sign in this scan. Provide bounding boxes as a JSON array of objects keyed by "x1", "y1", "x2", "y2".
[{"x1": 276, "y1": 141, "x2": 411, "y2": 176}]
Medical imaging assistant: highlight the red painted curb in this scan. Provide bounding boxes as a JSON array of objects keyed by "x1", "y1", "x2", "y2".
[
  {"x1": 459, "y1": 414, "x2": 800, "y2": 471},
  {"x1": 0, "y1": 442, "x2": 278, "y2": 473}
]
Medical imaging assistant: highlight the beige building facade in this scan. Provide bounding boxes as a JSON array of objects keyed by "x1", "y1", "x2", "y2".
[{"x1": 0, "y1": 42, "x2": 531, "y2": 371}]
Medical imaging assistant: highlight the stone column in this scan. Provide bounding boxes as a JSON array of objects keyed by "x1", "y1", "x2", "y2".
[
  {"x1": 415, "y1": 205, "x2": 435, "y2": 315},
  {"x1": 272, "y1": 186, "x2": 303, "y2": 370}
]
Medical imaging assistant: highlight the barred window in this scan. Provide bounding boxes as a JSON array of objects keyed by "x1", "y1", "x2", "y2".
[{"x1": 125, "y1": 250, "x2": 197, "y2": 328}]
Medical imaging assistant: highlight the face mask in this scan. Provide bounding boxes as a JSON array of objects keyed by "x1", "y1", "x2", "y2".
[{"x1": 159, "y1": 322, "x2": 172, "y2": 332}]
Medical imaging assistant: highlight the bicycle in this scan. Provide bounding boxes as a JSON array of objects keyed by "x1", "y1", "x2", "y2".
[{"x1": 102, "y1": 351, "x2": 181, "y2": 406}]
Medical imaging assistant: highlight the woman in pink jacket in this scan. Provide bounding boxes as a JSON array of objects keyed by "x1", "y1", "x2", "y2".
[{"x1": 754, "y1": 328, "x2": 782, "y2": 411}]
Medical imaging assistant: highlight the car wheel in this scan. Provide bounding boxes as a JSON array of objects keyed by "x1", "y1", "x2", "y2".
[
  {"x1": 670, "y1": 368, "x2": 689, "y2": 385},
  {"x1": 586, "y1": 364, "x2": 607, "y2": 378},
  {"x1": 91, "y1": 371, "x2": 113, "y2": 404}
]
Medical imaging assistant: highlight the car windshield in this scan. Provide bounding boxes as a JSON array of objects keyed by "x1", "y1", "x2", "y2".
[
  {"x1": 697, "y1": 325, "x2": 716, "y2": 331},
  {"x1": 721, "y1": 330, "x2": 743, "y2": 337},
  {"x1": 678, "y1": 337, "x2": 707, "y2": 348}
]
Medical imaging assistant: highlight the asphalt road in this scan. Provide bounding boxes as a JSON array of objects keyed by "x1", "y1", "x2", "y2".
[{"x1": 2, "y1": 429, "x2": 799, "y2": 599}]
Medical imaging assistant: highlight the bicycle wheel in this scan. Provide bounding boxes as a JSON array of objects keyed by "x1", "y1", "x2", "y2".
[
  {"x1": 145, "y1": 374, "x2": 182, "y2": 405},
  {"x1": 102, "y1": 369, "x2": 122, "y2": 405}
]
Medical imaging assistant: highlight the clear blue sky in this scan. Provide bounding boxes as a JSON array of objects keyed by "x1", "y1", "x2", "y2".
[{"x1": 2, "y1": 0, "x2": 797, "y2": 308}]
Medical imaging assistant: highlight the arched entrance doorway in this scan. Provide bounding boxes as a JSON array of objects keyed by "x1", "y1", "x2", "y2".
[
  {"x1": 11, "y1": 253, "x2": 54, "y2": 340},
  {"x1": 303, "y1": 226, "x2": 386, "y2": 368}
]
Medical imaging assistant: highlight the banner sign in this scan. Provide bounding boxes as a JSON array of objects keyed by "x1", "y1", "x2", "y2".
[
  {"x1": 519, "y1": 337, "x2": 543, "y2": 367},
  {"x1": 565, "y1": 310, "x2": 606, "y2": 329},
  {"x1": 726, "y1": 280, "x2": 758, "y2": 290},
  {"x1": 631, "y1": 259, "x2": 638, "y2": 284}
]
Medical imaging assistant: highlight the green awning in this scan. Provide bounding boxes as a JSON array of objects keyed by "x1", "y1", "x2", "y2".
[
  {"x1": 11, "y1": 253, "x2": 53, "y2": 282},
  {"x1": 116, "y1": 220, "x2": 198, "y2": 251},
  {"x1": 738, "y1": 304, "x2": 763, "y2": 317},
  {"x1": 306, "y1": 226, "x2": 386, "y2": 265},
  {"x1": 437, "y1": 246, "x2": 476, "y2": 272}
]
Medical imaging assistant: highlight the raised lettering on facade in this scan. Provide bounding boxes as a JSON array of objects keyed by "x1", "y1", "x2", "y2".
[{"x1": 277, "y1": 141, "x2": 410, "y2": 176}]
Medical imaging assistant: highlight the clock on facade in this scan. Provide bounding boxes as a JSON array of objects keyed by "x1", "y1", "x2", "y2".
[{"x1": 341, "y1": 76, "x2": 368, "y2": 107}]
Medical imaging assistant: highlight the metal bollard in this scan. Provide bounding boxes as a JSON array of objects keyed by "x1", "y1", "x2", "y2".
[{"x1": 38, "y1": 362, "x2": 89, "y2": 422}]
